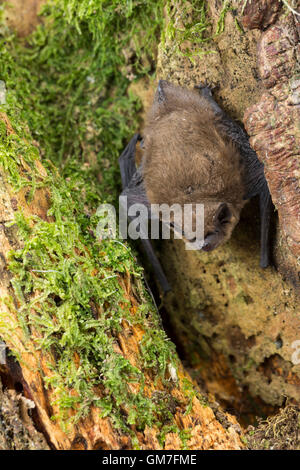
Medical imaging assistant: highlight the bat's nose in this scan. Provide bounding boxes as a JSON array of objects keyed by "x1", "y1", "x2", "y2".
[
  {"x1": 202, "y1": 242, "x2": 213, "y2": 252},
  {"x1": 202, "y1": 232, "x2": 218, "y2": 252}
]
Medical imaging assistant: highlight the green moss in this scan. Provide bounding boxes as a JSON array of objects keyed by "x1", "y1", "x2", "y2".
[
  {"x1": 0, "y1": 0, "x2": 196, "y2": 446},
  {"x1": 163, "y1": 0, "x2": 212, "y2": 59},
  {"x1": 234, "y1": 17, "x2": 244, "y2": 33},
  {"x1": 182, "y1": 377, "x2": 208, "y2": 414},
  {"x1": 179, "y1": 429, "x2": 193, "y2": 450},
  {"x1": 0, "y1": 0, "x2": 162, "y2": 202},
  {"x1": 162, "y1": 0, "x2": 243, "y2": 61},
  {"x1": 3, "y1": 145, "x2": 180, "y2": 434},
  {"x1": 216, "y1": 0, "x2": 232, "y2": 35},
  {"x1": 240, "y1": 435, "x2": 248, "y2": 445},
  {"x1": 157, "y1": 424, "x2": 179, "y2": 447}
]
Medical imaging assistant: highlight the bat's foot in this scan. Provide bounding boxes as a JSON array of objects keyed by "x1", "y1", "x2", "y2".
[
  {"x1": 162, "y1": 281, "x2": 172, "y2": 295},
  {"x1": 260, "y1": 254, "x2": 270, "y2": 269},
  {"x1": 260, "y1": 237, "x2": 271, "y2": 269}
]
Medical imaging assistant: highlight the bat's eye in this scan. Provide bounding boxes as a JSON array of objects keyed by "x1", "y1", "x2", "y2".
[
  {"x1": 184, "y1": 186, "x2": 194, "y2": 195},
  {"x1": 216, "y1": 203, "x2": 232, "y2": 225}
]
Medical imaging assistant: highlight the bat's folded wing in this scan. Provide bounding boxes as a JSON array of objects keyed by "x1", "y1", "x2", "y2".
[{"x1": 119, "y1": 136, "x2": 171, "y2": 294}]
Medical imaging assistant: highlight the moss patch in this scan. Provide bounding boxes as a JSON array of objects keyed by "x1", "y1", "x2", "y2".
[
  {"x1": 163, "y1": 0, "x2": 212, "y2": 60},
  {"x1": 0, "y1": 0, "x2": 195, "y2": 445},
  {"x1": 246, "y1": 405, "x2": 300, "y2": 450}
]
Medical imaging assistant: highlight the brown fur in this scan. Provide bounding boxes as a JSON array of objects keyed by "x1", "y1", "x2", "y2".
[{"x1": 141, "y1": 82, "x2": 247, "y2": 250}]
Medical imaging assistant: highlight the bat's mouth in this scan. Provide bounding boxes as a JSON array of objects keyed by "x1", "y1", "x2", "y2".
[
  {"x1": 201, "y1": 233, "x2": 221, "y2": 252},
  {"x1": 202, "y1": 243, "x2": 214, "y2": 252}
]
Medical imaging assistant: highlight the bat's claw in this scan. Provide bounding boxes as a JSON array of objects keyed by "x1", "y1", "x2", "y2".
[{"x1": 260, "y1": 257, "x2": 269, "y2": 269}]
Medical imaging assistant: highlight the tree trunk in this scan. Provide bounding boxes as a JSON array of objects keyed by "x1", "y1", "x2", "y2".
[{"x1": 0, "y1": 112, "x2": 243, "y2": 449}]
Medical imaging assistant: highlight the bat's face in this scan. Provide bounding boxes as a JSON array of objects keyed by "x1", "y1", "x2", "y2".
[
  {"x1": 142, "y1": 80, "x2": 247, "y2": 252},
  {"x1": 199, "y1": 201, "x2": 241, "y2": 251},
  {"x1": 142, "y1": 129, "x2": 246, "y2": 252},
  {"x1": 155, "y1": 200, "x2": 242, "y2": 252}
]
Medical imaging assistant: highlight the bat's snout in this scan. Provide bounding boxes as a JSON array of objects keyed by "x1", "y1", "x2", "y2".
[
  {"x1": 202, "y1": 242, "x2": 214, "y2": 252},
  {"x1": 201, "y1": 232, "x2": 221, "y2": 252}
]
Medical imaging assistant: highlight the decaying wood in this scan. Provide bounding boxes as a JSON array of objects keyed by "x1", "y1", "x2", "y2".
[
  {"x1": 0, "y1": 113, "x2": 243, "y2": 450},
  {"x1": 0, "y1": 376, "x2": 49, "y2": 450},
  {"x1": 241, "y1": 0, "x2": 282, "y2": 30}
]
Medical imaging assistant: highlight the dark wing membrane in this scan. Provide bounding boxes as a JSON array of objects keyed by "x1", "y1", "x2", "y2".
[
  {"x1": 217, "y1": 117, "x2": 268, "y2": 200},
  {"x1": 119, "y1": 135, "x2": 171, "y2": 293},
  {"x1": 119, "y1": 133, "x2": 142, "y2": 189}
]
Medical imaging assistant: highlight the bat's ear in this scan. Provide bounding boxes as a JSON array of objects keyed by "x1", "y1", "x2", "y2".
[
  {"x1": 154, "y1": 80, "x2": 172, "y2": 104},
  {"x1": 156, "y1": 79, "x2": 168, "y2": 103},
  {"x1": 214, "y1": 203, "x2": 232, "y2": 226},
  {"x1": 149, "y1": 80, "x2": 181, "y2": 121},
  {"x1": 146, "y1": 80, "x2": 170, "y2": 121}
]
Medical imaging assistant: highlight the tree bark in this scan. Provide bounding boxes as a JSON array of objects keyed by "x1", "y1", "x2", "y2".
[{"x1": 0, "y1": 376, "x2": 49, "y2": 450}]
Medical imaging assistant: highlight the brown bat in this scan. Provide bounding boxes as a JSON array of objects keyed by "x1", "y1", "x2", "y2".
[{"x1": 119, "y1": 81, "x2": 272, "y2": 293}]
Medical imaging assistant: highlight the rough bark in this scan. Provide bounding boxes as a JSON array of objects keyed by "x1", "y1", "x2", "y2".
[
  {"x1": 244, "y1": 11, "x2": 300, "y2": 288},
  {"x1": 241, "y1": 0, "x2": 282, "y2": 30},
  {"x1": 0, "y1": 112, "x2": 243, "y2": 450},
  {"x1": 0, "y1": 376, "x2": 49, "y2": 450}
]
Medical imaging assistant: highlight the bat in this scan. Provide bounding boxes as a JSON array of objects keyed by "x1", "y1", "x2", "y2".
[{"x1": 119, "y1": 80, "x2": 273, "y2": 294}]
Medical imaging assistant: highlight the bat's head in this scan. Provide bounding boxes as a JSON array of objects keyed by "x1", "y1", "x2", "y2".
[
  {"x1": 199, "y1": 200, "x2": 241, "y2": 251},
  {"x1": 142, "y1": 80, "x2": 246, "y2": 252}
]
